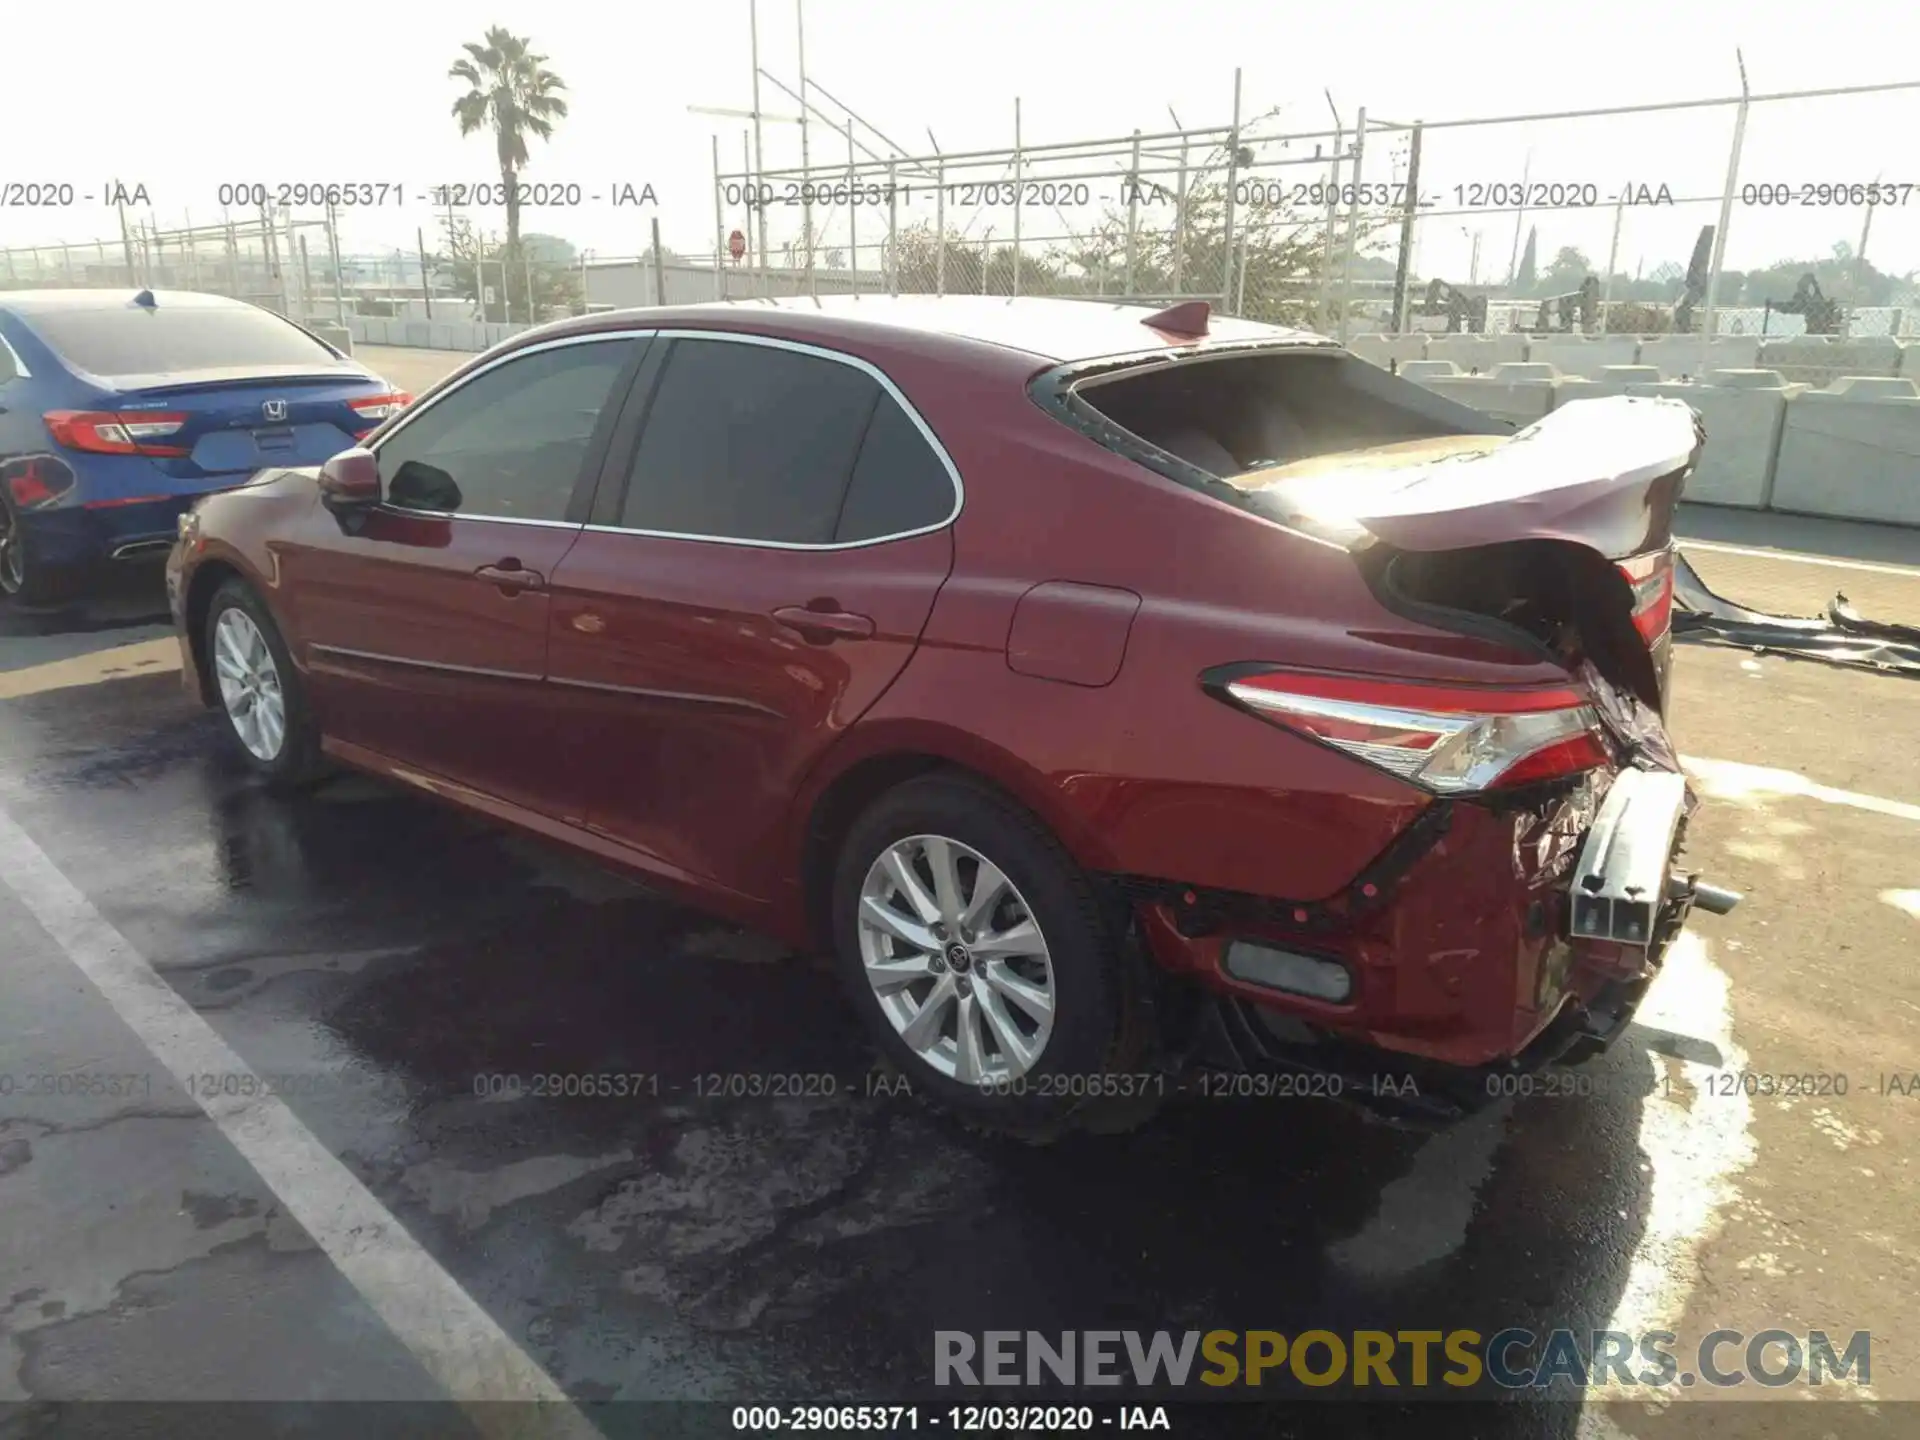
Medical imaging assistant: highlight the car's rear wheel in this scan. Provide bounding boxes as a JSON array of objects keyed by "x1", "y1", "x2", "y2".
[
  {"x1": 204, "y1": 578, "x2": 327, "y2": 787},
  {"x1": 0, "y1": 495, "x2": 78, "y2": 608},
  {"x1": 831, "y1": 774, "x2": 1149, "y2": 1138}
]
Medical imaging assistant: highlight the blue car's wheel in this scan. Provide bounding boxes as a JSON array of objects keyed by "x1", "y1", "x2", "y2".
[{"x1": 0, "y1": 495, "x2": 77, "y2": 608}]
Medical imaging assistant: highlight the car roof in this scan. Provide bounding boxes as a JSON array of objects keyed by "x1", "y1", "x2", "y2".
[
  {"x1": 0, "y1": 288, "x2": 255, "y2": 315},
  {"x1": 538, "y1": 294, "x2": 1334, "y2": 367}
]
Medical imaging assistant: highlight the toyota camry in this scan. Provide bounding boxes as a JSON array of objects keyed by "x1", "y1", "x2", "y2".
[{"x1": 166, "y1": 295, "x2": 1740, "y2": 1133}]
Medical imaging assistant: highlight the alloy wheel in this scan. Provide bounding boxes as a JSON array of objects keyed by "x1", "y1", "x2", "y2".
[
  {"x1": 213, "y1": 608, "x2": 287, "y2": 762},
  {"x1": 856, "y1": 833, "x2": 1057, "y2": 1084}
]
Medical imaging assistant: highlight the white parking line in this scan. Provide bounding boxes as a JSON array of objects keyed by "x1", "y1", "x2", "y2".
[
  {"x1": 1604, "y1": 933, "x2": 1757, "y2": 1354},
  {"x1": 1682, "y1": 755, "x2": 1920, "y2": 825},
  {"x1": 0, "y1": 802, "x2": 600, "y2": 1439},
  {"x1": 1680, "y1": 539, "x2": 1920, "y2": 578}
]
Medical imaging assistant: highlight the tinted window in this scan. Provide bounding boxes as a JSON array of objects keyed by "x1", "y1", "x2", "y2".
[
  {"x1": 620, "y1": 338, "x2": 878, "y2": 544},
  {"x1": 835, "y1": 395, "x2": 955, "y2": 542},
  {"x1": 21, "y1": 303, "x2": 341, "y2": 378},
  {"x1": 377, "y1": 338, "x2": 637, "y2": 522}
]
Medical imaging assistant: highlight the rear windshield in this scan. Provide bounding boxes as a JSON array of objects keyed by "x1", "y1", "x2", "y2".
[
  {"x1": 23, "y1": 304, "x2": 340, "y2": 379},
  {"x1": 1065, "y1": 349, "x2": 1504, "y2": 479}
]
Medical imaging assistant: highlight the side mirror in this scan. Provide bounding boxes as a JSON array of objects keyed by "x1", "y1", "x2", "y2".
[{"x1": 318, "y1": 448, "x2": 381, "y2": 515}]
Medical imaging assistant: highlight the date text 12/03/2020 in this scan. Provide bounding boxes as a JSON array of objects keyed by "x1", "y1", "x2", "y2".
[
  {"x1": 456, "y1": 1068, "x2": 1920, "y2": 1104},
  {"x1": 730, "y1": 1405, "x2": 1172, "y2": 1431},
  {"x1": 717, "y1": 179, "x2": 1682, "y2": 211}
]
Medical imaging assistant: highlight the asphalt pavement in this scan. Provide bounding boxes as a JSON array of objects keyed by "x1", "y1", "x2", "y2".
[{"x1": 0, "y1": 345, "x2": 1916, "y2": 1438}]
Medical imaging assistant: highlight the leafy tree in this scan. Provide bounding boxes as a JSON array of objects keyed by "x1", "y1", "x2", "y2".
[
  {"x1": 433, "y1": 213, "x2": 579, "y2": 323},
  {"x1": 449, "y1": 27, "x2": 569, "y2": 320},
  {"x1": 893, "y1": 187, "x2": 1394, "y2": 328},
  {"x1": 1538, "y1": 245, "x2": 1593, "y2": 296}
]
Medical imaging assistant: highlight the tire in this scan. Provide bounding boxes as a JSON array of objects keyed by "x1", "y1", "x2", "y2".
[
  {"x1": 830, "y1": 773, "x2": 1151, "y2": 1138},
  {"x1": 204, "y1": 578, "x2": 328, "y2": 787},
  {"x1": 0, "y1": 496, "x2": 80, "y2": 608}
]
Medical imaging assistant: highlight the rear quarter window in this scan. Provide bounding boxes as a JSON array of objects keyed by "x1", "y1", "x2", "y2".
[
  {"x1": 834, "y1": 395, "x2": 957, "y2": 542},
  {"x1": 21, "y1": 304, "x2": 339, "y2": 379}
]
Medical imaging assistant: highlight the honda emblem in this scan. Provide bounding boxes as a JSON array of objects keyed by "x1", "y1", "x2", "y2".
[{"x1": 262, "y1": 399, "x2": 288, "y2": 423}]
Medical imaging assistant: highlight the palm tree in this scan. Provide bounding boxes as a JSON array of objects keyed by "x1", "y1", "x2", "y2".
[{"x1": 449, "y1": 27, "x2": 568, "y2": 318}]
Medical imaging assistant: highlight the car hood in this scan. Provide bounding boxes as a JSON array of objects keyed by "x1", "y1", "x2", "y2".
[{"x1": 1238, "y1": 395, "x2": 1703, "y2": 560}]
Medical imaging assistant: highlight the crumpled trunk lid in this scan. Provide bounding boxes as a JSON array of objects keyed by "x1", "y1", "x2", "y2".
[{"x1": 1242, "y1": 394, "x2": 1703, "y2": 560}]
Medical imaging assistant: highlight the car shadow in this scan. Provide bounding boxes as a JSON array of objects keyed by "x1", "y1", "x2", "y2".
[
  {"x1": 0, "y1": 569, "x2": 172, "y2": 639},
  {"x1": 139, "y1": 754, "x2": 1669, "y2": 1434}
]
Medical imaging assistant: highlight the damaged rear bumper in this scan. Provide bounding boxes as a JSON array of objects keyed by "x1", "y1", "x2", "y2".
[
  {"x1": 1125, "y1": 756, "x2": 1738, "y2": 1127},
  {"x1": 1184, "y1": 973, "x2": 1657, "y2": 1127}
]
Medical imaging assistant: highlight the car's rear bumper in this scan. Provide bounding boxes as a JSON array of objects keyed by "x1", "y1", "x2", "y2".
[
  {"x1": 1126, "y1": 762, "x2": 1723, "y2": 1118},
  {"x1": 16, "y1": 483, "x2": 251, "y2": 574},
  {"x1": 1183, "y1": 973, "x2": 1656, "y2": 1128}
]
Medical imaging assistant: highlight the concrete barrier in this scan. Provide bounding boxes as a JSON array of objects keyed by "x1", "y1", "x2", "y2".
[
  {"x1": 310, "y1": 322, "x2": 352, "y2": 355},
  {"x1": 1426, "y1": 333, "x2": 1527, "y2": 373},
  {"x1": 1522, "y1": 335, "x2": 1640, "y2": 378},
  {"x1": 1635, "y1": 335, "x2": 1763, "y2": 380},
  {"x1": 1770, "y1": 375, "x2": 1920, "y2": 525},
  {"x1": 1757, "y1": 337, "x2": 1905, "y2": 389},
  {"x1": 1348, "y1": 333, "x2": 1428, "y2": 370},
  {"x1": 1403, "y1": 360, "x2": 1562, "y2": 426},
  {"x1": 1609, "y1": 370, "x2": 1802, "y2": 509}
]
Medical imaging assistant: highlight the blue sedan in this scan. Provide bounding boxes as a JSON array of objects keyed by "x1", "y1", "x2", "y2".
[{"x1": 0, "y1": 289, "x2": 407, "y2": 605}]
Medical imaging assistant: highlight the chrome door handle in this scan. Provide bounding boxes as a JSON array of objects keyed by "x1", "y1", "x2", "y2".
[
  {"x1": 475, "y1": 561, "x2": 545, "y2": 592},
  {"x1": 772, "y1": 604, "x2": 875, "y2": 642}
]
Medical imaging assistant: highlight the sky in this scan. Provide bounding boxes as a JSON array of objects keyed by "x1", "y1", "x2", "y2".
[{"x1": 6, "y1": 0, "x2": 1920, "y2": 290}]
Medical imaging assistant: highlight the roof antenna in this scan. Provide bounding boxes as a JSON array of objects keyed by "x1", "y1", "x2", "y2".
[
  {"x1": 1142, "y1": 300, "x2": 1209, "y2": 337},
  {"x1": 132, "y1": 288, "x2": 157, "y2": 308}
]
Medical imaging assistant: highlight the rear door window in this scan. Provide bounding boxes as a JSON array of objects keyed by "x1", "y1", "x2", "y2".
[
  {"x1": 375, "y1": 337, "x2": 640, "y2": 522},
  {"x1": 21, "y1": 303, "x2": 342, "y2": 379},
  {"x1": 618, "y1": 338, "x2": 880, "y2": 545}
]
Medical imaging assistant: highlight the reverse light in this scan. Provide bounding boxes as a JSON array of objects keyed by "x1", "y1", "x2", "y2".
[
  {"x1": 44, "y1": 410, "x2": 189, "y2": 457},
  {"x1": 348, "y1": 392, "x2": 411, "y2": 437},
  {"x1": 1210, "y1": 669, "x2": 1610, "y2": 795},
  {"x1": 1618, "y1": 548, "x2": 1676, "y2": 647}
]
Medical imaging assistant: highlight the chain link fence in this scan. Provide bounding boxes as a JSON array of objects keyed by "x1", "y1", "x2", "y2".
[
  {"x1": 714, "y1": 72, "x2": 1920, "y2": 343},
  {"x1": 712, "y1": 104, "x2": 1378, "y2": 330},
  {"x1": 0, "y1": 205, "x2": 604, "y2": 330}
]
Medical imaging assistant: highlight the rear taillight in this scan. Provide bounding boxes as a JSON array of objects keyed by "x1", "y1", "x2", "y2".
[
  {"x1": 1618, "y1": 548, "x2": 1676, "y2": 647},
  {"x1": 1208, "y1": 668, "x2": 1610, "y2": 794},
  {"x1": 348, "y1": 392, "x2": 411, "y2": 437},
  {"x1": 5, "y1": 458, "x2": 76, "y2": 509},
  {"x1": 44, "y1": 410, "x2": 189, "y2": 457}
]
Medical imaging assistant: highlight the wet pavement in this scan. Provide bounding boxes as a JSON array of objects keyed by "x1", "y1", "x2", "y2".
[{"x1": 0, "y1": 499, "x2": 1917, "y2": 1439}]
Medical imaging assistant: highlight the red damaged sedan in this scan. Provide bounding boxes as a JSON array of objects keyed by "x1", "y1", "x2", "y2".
[{"x1": 167, "y1": 296, "x2": 1739, "y2": 1131}]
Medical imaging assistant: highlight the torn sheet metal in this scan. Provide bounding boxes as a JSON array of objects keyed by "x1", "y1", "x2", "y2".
[{"x1": 1671, "y1": 550, "x2": 1920, "y2": 677}]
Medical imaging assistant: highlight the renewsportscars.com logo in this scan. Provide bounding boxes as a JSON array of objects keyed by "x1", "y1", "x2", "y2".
[{"x1": 933, "y1": 1329, "x2": 1872, "y2": 1391}]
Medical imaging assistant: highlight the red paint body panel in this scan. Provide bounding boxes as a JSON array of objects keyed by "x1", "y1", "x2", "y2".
[
  {"x1": 1006, "y1": 582, "x2": 1141, "y2": 687},
  {"x1": 167, "y1": 297, "x2": 1702, "y2": 1080},
  {"x1": 543, "y1": 525, "x2": 952, "y2": 899},
  {"x1": 275, "y1": 502, "x2": 583, "y2": 816}
]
